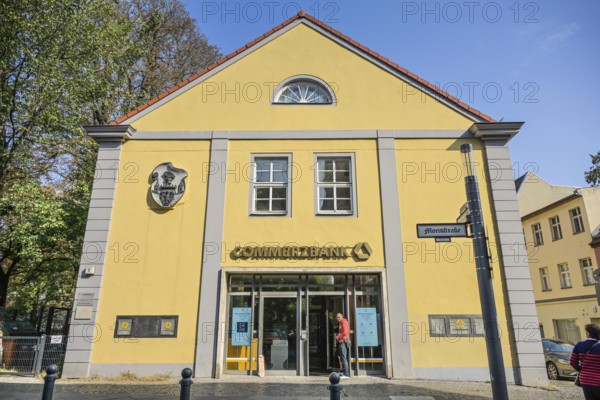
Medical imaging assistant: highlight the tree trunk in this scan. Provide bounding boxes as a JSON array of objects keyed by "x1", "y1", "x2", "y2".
[{"x1": 0, "y1": 270, "x2": 10, "y2": 307}]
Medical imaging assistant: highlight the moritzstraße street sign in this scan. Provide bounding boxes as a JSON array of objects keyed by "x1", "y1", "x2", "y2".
[{"x1": 417, "y1": 223, "x2": 469, "y2": 242}]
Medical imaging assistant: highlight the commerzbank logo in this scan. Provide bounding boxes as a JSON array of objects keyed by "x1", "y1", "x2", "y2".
[
  {"x1": 352, "y1": 242, "x2": 372, "y2": 260},
  {"x1": 231, "y1": 242, "x2": 372, "y2": 261}
]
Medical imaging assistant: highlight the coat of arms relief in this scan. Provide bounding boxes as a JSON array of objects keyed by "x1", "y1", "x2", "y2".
[{"x1": 151, "y1": 163, "x2": 188, "y2": 208}]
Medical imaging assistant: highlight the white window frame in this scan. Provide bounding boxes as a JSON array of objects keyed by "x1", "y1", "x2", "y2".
[
  {"x1": 558, "y1": 263, "x2": 571, "y2": 289},
  {"x1": 271, "y1": 75, "x2": 337, "y2": 105},
  {"x1": 569, "y1": 207, "x2": 585, "y2": 234},
  {"x1": 539, "y1": 267, "x2": 551, "y2": 291},
  {"x1": 532, "y1": 223, "x2": 544, "y2": 246},
  {"x1": 581, "y1": 258, "x2": 595, "y2": 286},
  {"x1": 313, "y1": 153, "x2": 357, "y2": 216},
  {"x1": 249, "y1": 154, "x2": 292, "y2": 216},
  {"x1": 549, "y1": 216, "x2": 563, "y2": 241}
]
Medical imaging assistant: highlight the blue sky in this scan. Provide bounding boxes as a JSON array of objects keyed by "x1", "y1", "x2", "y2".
[{"x1": 182, "y1": 0, "x2": 599, "y2": 187}]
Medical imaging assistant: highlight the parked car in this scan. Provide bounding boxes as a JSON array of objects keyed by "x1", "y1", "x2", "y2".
[{"x1": 542, "y1": 338, "x2": 577, "y2": 380}]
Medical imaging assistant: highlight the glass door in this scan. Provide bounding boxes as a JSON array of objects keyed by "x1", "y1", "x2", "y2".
[
  {"x1": 259, "y1": 295, "x2": 298, "y2": 374},
  {"x1": 224, "y1": 273, "x2": 385, "y2": 377},
  {"x1": 307, "y1": 295, "x2": 345, "y2": 375}
]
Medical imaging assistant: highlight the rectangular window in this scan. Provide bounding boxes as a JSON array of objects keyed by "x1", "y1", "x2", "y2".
[
  {"x1": 429, "y1": 316, "x2": 446, "y2": 336},
  {"x1": 549, "y1": 216, "x2": 563, "y2": 241},
  {"x1": 581, "y1": 258, "x2": 595, "y2": 286},
  {"x1": 315, "y1": 155, "x2": 355, "y2": 215},
  {"x1": 428, "y1": 315, "x2": 484, "y2": 337},
  {"x1": 251, "y1": 156, "x2": 290, "y2": 215},
  {"x1": 569, "y1": 207, "x2": 585, "y2": 234},
  {"x1": 553, "y1": 319, "x2": 581, "y2": 343},
  {"x1": 114, "y1": 316, "x2": 178, "y2": 338},
  {"x1": 532, "y1": 223, "x2": 544, "y2": 246},
  {"x1": 539, "y1": 267, "x2": 551, "y2": 291},
  {"x1": 558, "y1": 263, "x2": 571, "y2": 289}
]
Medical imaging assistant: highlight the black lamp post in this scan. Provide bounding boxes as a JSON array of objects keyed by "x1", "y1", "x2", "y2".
[{"x1": 461, "y1": 143, "x2": 509, "y2": 400}]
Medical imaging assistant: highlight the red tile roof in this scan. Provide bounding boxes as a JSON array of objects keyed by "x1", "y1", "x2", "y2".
[{"x1": 113, "y1": 11, "x2": 495, "y2": 125}]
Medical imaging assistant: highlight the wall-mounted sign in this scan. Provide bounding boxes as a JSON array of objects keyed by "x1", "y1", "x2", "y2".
[
  {"x1": 74, "y1": 293, "x2": 94, "y2": 320},
  {"x1": 151, "y1": 163, "x2": 188, "y2": 208},
  {"x1": 356, "y1": 308, "x2": 379, "y2": 346},
  {"x1": 74, "y1": 307, "x2": 92, "y2": 320},
  {"x1": 231, "y1": 242, "x2": 372, "y2": 261},
  {"x1": 50, "y1": 335, "x2": 63, "y2": 344},
  {"x1": 417, "y1": 224, "x2": 468, "y2": 242},
  {"x1": 77, "y1": 293, "x2": 94, "y2": 306},
  {"x1": 160, "y1": 318, "x2": 176, "y2": 336},
  {"x1": 114, "y1": 315, "x2": 178, "y2": 338},
  {"x1": 231, "y1": 307, "x2": 252, "y2": 346},
  {"x1": 116, "y1": 318, "x2": 133, "y2": 336}
]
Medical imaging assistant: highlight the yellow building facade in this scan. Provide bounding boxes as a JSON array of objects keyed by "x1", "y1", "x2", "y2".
[
  {"x1": 518, "y1": 173, "x2": 600, "y2": 343},
  {"x1": 62, "y1": 13, "x2": 546, "y2": 385}
]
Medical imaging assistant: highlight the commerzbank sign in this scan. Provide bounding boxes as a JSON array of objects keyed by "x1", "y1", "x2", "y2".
[{"x1": 231, "y1": 242, "x2": 372, "y2": 261}]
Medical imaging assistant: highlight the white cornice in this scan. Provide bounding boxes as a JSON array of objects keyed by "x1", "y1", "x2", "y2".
[
  {"x1": 469, "y1": 122, "x2": 524, "y2": 141},
  {"x1": 84, "y1": 125, "x2": 136, "y2": 143}
]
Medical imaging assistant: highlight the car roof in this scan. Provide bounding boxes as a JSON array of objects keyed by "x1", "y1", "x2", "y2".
[{"x1": 542, "y1": 338, "x2": 573, "y2": 344}]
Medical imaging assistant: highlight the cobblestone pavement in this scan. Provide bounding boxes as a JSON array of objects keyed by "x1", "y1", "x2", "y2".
[{"x1": 0, "y1": 375, "x2": 584, "y2": 400}]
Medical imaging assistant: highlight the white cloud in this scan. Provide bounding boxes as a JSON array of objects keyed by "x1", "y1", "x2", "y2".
[{"x1": 539, "y1": 23, "x2": 580, "y2": 55}]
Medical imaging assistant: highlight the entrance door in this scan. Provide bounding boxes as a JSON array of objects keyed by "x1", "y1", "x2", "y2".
[
  {"x1": 307, "y1": 295, "x2": 345, "y2": 375},
  {"x1": 260, "y1": 296, "x2": 297, "y2": 374},
  {"x1": 225, "y1": 274, "x2": 385, "y2": 377}
]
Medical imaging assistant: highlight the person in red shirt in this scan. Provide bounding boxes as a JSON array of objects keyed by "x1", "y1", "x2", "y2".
[
  {"x1": 570, "y1": 324, "x2": 600, "y2": 399},
  {"x1": 336, "y1": 312, "x2": 350, "y2": 379}
]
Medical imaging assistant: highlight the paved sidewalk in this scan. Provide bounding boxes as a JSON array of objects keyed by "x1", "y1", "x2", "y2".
[{"x1": 0, "y1": 375, "x2": 583, "y2": 400}]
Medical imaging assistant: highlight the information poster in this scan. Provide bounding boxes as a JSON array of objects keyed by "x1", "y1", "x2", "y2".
[
  {"x1": 231, "y1": 307, "x2": 252, "y2": 346},
  {"x1": 356, "y1": 307, "x2": 378, "y2": 346}
]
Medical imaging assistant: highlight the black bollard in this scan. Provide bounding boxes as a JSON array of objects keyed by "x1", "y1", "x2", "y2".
[
  {"x1": 328, "y1": 372, "x2": 341, "y2": 400},
  {"x1": 179, "y1": 368, "x2": 193, "y2": 400},
  {"x1": 41, "y1": 365, "x2": 58, "y2": 400}
]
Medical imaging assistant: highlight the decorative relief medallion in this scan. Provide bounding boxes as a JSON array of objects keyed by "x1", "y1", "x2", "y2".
[{"x1": 151, "y1": 163, "x2": 188, "y2": 208}]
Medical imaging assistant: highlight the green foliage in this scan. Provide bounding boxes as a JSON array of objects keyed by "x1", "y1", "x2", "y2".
[
  {"x1": 0, "y1": 0, "x2": 221, "y2": 310},
  {"x1": 92, "y1": 0, "x2": 221, "y2": 124},
  {"x1": 0, "y1": 0, "x2": 127, "y2": 308},
  {"x1": 0, "y1": 177, "x2": 84, "y2": 309},
  {"x1": 584, "y1": 151, "x2": 600, "y2": 187}
]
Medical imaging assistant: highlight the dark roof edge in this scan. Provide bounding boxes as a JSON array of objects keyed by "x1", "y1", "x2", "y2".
[{"x1": 521, "y1": 192, "x2": 580, "y2": 221}]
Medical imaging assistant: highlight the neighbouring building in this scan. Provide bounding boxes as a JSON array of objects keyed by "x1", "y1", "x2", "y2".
[
  {"x1": 62, "y1": 12, "x2": 547, "y2": 385},
  {"x1": 591, "y1": 227, "x2": 600, "y2": 274},
  {"x1": 517, "y1": 173, "x2": 600, "y2": 342}
]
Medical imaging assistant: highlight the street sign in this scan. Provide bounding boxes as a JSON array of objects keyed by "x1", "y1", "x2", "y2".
[
  {"x1": 456, "y1": 203, "x2": 470, "y2": 223},
  {"x1": 417, "y1": 223, "x2": 468, "y2": 242}
]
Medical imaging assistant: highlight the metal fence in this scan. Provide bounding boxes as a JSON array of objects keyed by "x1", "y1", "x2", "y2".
[{"x1": 0, "y1": 335, "x2": 67, "y2": 376}]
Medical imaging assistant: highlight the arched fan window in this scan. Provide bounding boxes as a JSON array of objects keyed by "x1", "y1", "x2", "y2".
[{"x1": 273, "y1": 76, "x2": 335, "y2": 104}]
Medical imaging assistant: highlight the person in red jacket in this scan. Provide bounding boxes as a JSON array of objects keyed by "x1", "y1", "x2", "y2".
[
  {"x1": 336, "y1": 312, "x2": 350, "y2": 379},
  {"x1": 571, "y1": 324, "x2": 600, "y2": 399}
]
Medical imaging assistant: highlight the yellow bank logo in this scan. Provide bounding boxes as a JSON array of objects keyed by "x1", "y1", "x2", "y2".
[
  {"x1": 164, "y1": 321, "x2": 172, "y2": 329},
  {"x1": 352, "y1": 242, "x2": 372, "y2": 261},
  {"x1": 121, "y1": 321, "x2": 130, "y2": 329}
]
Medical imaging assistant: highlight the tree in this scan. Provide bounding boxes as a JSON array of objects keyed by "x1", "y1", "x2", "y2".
[
  {"x1": 91, "y1": 0, "x2": 221, "y2": 124},
  {"x1": 0, "y1": 0, "x2": 135, "y2": 307},
  {"x1": 584, "y1": 151, "x2": 600, "y2": 187},
  {"x1": 0, "y1": 178, "x2": 83, "y2": 309},
  {"x1": 0, "y1": 0, "x2": 221, "y2": 309}
]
